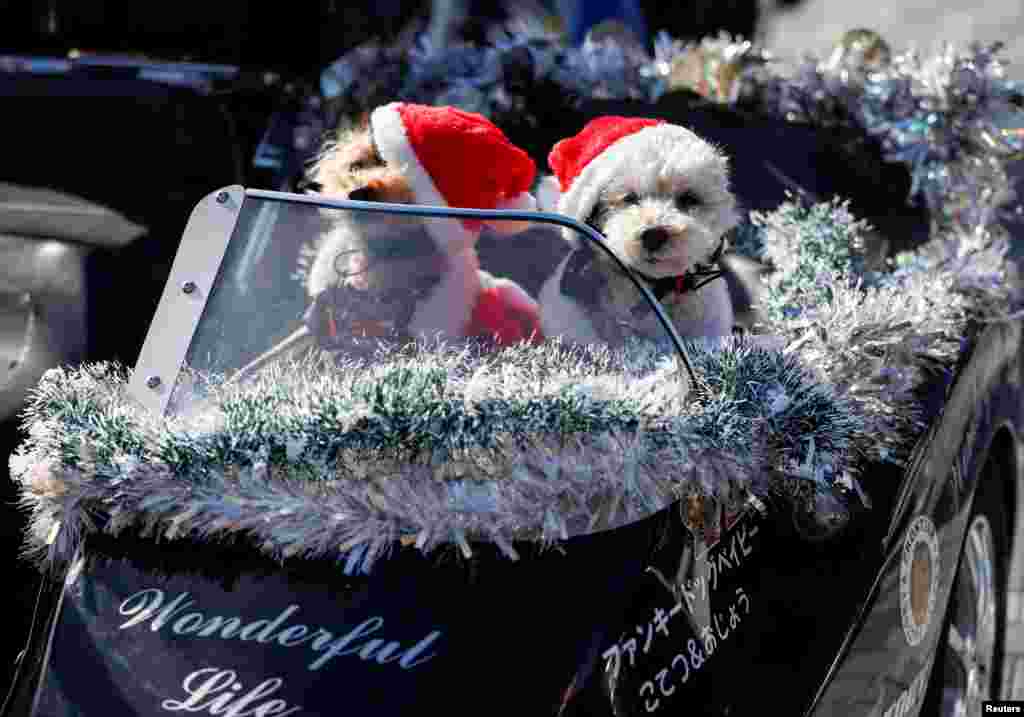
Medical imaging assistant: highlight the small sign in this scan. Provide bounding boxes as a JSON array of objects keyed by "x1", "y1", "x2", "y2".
[{"x1": 899, "y1": 515, "x2": 940, "y2": 647}]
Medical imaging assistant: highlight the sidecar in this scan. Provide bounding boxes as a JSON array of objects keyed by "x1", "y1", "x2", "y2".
[{"x1": 3, "y1": 162, "x2": 1024, "y2": 717}]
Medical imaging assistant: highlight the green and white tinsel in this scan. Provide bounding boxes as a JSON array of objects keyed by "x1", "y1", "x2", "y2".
[
  {"x1": 316, "y1": 26, "x2": 1024, "y2": 253},
  {"x1": 10, "y1": 194, "x2": 1019, "y2": 572},
  {"x1": 11, "y1": 22, "x2": 1024, "y2": 569}
]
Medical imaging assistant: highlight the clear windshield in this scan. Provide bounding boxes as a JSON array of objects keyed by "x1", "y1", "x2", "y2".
[{"x1": 167, "y1": 195, "x2": 683, "y2": 415}]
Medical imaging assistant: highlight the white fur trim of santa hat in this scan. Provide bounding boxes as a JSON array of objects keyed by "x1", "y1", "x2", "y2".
[
  {"x1": 370, "y1": 102, "x2": 539, "y2": 250},
  {"x1": 488, "y1": 191, "x2": 539, "y2": 235}
]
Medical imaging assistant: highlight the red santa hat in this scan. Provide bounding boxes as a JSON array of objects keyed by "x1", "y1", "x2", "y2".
[
  {"x1": 540, "y1": 116, "x2": 723, "y2": 239},
  {"x1": 370, "y1": 102, "x2": 538, "y2": 250}
]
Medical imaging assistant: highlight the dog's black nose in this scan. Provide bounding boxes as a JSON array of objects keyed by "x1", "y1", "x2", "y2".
[
  {"x1": 640, "y1": 227, "x2": 670, "y2": 252},
  {"x1": 348, "y1": 186, "x2": 376, "y2": 202}
]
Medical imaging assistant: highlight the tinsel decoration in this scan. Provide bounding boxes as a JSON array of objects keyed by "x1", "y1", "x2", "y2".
[
  {"x1": 14, "y1": 24, "x2": 1024, "y2": 568},
  {"x1": 308, "y1": 23, "x2": 1024, "y2": 255},
  {"x1": 12, "y1": 332, "x2": 866, "y2": 572},
  {"x1": 651, "y1": 31, "x2": 773, "y2": 104},
  {"x1": 822, "y1": 28, "x2": 893, "y2": 81},
  {"x1": 12, "y1": 192, "x2": 1019, "y2": 570},
  {"x1": 734, "y1": 193, "x2": 1021, "y2": 469},
  {"x1": 743, "y1": 36, "x2": 1024, "y2": 239},
  {"x1": 319, "y1": 35, "x2": 416, "y2": 123},
  {"x1": 551, "y1": 24, "x2": 654, "y2": 102}
]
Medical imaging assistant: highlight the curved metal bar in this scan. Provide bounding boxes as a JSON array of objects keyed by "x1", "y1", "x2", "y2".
[{"x1": 244, "y1": 188, "x2": 703, "y2": 390}]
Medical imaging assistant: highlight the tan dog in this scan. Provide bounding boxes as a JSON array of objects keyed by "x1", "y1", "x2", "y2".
[
  {"x1": 235, "y1": 103, "x2": 543, "y2": 380},
  {"x1": 298, "y1": 121, "x2": 480, "y2": 342},
  {"x1": 537, "y1": 116, "x2": 739, "y2": 346}
]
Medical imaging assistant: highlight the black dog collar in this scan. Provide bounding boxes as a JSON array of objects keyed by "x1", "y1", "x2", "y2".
[
  {"x1": 638, "y1": 235, "x2": 728, "y2": 303},
  {"x1": 560, "y1": 236, "x2": 727, "y2": 310}
]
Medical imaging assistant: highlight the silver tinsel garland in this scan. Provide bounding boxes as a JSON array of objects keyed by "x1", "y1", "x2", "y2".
[
  {"x1": 12, "y1": 25, "x2": 1024, "y2": 571},
  {"x1": 752, "y1": 36, "x2": 1024, "y2": 239},
  {"x1": 317, "y1": 25, "x2": 1024, "y2": 248},
  {"x1": 9, "y1": 190, "x2": 1015, "y2": 571}
]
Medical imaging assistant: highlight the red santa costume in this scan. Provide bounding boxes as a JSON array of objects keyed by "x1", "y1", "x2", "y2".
[{"x1": 368, "y1": 102, "x2": 544, "y2": 346}]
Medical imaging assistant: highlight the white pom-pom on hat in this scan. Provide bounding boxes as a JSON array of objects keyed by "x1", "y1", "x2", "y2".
[{"x1": 487, "y1": 191, "x2": 538, "y2": 235}]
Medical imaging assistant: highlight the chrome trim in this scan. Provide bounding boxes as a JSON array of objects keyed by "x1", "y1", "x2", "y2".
[
  {"x1": 941, "y1": 514, "x2": 998, "y2": 717},
  {"x1": 126, "y1": 186, "x2": 244, "y2": 415}
]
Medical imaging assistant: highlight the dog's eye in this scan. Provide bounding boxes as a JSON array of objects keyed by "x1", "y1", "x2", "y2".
[
  {"x1": 622, "y1": 192, "x2": 640, "y2": 205},
  {"x1": 349, "y1": 148, "x2": 384, "y2": 172},
  {"x1": 675, "y1": 191, "x2": 701, "y2": 210}
]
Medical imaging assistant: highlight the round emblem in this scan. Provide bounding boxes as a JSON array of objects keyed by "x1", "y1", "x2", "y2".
[{"x1": 899, "y1": 515, "x2": 940, "y2": 646}]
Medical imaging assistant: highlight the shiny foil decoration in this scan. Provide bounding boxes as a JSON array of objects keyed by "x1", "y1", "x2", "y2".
[
  {"x1": 979, "y1": 108, "x2": 1024, "y2": 160},
  {"x1": 823, "y1": 28, "x2": 892, "y2": 80},
  {"x1": 657, "y1": 33, "x2": 771, "y2": 103},
  {"x1": 760, "y1": 34, "x2": 1024, "y2": 237},
  {"x1": 312, "y1": 24, "x2": 1021, "y2": 289}
]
